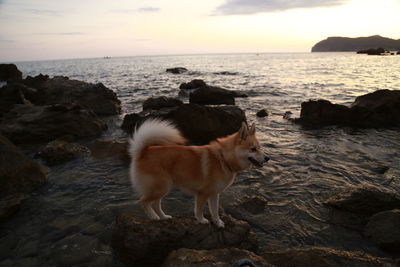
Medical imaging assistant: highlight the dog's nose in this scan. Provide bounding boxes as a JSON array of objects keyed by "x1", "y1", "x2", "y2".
[{"x1": 264, "y1": 155, "x2": 270, "y2": 162}]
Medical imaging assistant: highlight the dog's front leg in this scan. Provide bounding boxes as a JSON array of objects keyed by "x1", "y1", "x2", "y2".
[
  {"x1": 194, "y1": 193, "x2": 209, "y2": 224},
  {"x1": 208, "y1": 193, "x2": 224, "y2": 228}
]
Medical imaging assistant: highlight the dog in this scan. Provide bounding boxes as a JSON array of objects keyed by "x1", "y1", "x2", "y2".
[{"x1": 129, "y1": 119, "x2": 269, "y2": 228}]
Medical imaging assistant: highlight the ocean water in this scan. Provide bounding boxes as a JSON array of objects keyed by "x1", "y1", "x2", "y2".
[{"x1": 1, "y1": 53, "x2": 400, "y2": 266}]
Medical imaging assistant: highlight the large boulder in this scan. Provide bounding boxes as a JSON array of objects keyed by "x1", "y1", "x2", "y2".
[
  {"x1": 143, "y1": 96, "x2": 183, "y2": 111},
  {"x1": 179, "y1": 79, "x2": 207, "y2": 90},
  {"x1": 22, "y1": 75, "x2": 121, "y2": 115},
  {"x1": 294, "y1": 90, "x2": 400, "y2": 127},
  {"x1": 0, "y1": 104, "x2": 107, "y2": 144},
  {"x1": 121, "y1": 104, "x2": 247, "y2": 145},
  {"x1": 0, "y1": 83, "x2": 32, "y2": 116},
  {"x1": 0, "y1": 64, "x2": 22, "y2": 82},
  {"x1": 112, "y1": 213, "x2": 257, "y2": 266},
  {"x1": 324, "y1": 185, "x2": 400, "y2": 215},
  {"x1": 262, "y1": 247, "x2": 395, "y2": 267},
  {"x1": 364, "y1": 209, "x2": 400, "y2": 253},
  {"x1": 36, "y1": 139, "x2": 89, "y2": 166},
  {"x1": 189, "y1": 86, "x2": 236, "y2": 105},
  {"x1": 163, "y1": 248, "x2": 272, "y2": 267},
  {"x1": 0, "y1": 135, "x2": 47, "y2": 197}
]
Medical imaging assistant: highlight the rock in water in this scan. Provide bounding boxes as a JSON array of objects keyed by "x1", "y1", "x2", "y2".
[
  {"x1": 36, "y1": 139, "x2": 89, "y2": 165},
  {"x1": 22, "y1": 75, "x2": 121, "y2": 115},
  {"x1": 111, "y1": 213, "x2": 258, "y2": 266},
  {"x1": 0, "y1": 64, "x2": 22, "y2": 82},
  {"x1": 364, "y1": 209, "x2": 400, "y2": 253},
  {"x1": 189, "y1": 86, "x2": 235, "y2": 105},
  {"x1": 163, "y1": 248, "x2": 272, "y2": 267},
  {"x1": 0, "y1": 104, "x2": 107, "y2": 144},
  {"x1": 256, "y1": 109, "x2": 269, "y2": 117},
  {"x1": 142, "y1": 96, "x2": 183, "y2": 111},
  {"x1": 166, "y1": 67, "x2": 188, "y2": 74}
]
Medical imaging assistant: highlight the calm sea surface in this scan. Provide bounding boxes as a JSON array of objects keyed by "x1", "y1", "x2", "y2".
[{"x1": 1, "y1": 53, "x2": 400, "y2": 266}]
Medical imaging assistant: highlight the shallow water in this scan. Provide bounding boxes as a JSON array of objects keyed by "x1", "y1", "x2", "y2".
[{"x1": 1, "y1": 53, "x2": 400, "y2": 266}]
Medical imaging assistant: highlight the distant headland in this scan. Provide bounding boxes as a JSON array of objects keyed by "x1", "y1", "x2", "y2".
[{"x1": 311, "y1": 35, "x2": 400, "y2": 52}]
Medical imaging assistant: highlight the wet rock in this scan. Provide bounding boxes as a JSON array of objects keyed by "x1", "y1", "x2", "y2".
[
  {"x1": 364, "y1": 209, "x2": 400, "y2": 253},
  {"x1": 166, "y1": 67, "x2": 188, "y2": 74},
  {"x1": 0, "y1": 64, "x2": 22, "y2": 82},
  {"x1": 36, "y1": 139, "x2": 89, "y2": 166},
  {"x1": 111, "y1": 213, "x2": 258, "y2": 266},
  {"x1": 0, "y1": 134, "x2": 47, "y2": 197},
  {"x1": 162, "y1": 248, "x2": 272, "y2": 267},
  {"x1": 0, "y1": 83, "x2": 32, "y2": 116},
  {"x1": 190, "y1": 85, "x2": 235, "y2": 105},
  {"x1": 90, "y1": 139, "x2": 129, "y2": 162},
  {"x1": 324, "y1": 185, "x2": 400, "y2": 215},
  {"x1": 0, "y1": 193, "x2": 29, "y2": 222},
  {"x1": 256, "y1": 109, "x2": 269, "y2": 117},
  {"x1": 143, "y1": 96, "x2": 183, "y2": 111},
  {"x1": 0, "y1": 104, "x2": 107, "y2": 144},
  {"x1": 213, "y1": 71, "x2": 239, "y2": 76},
  {"x1": 22, "y1": 75, "x2": 121, "y2": 115},
  {"x1": 262, "y1": 247, "x2": 395, "y2": 267},
  {"x1": 283, "y1": 111, "x2": 293, "y2": 120},
  {"x1": 179, "y1": 79, "x2": 207, "y2": 90},
  {"x1": 121, "y1": 104, "x2": 247, "y2": 145},
  {"x1": 294, "y1": 90, "x2": 400, "y2": 127}
]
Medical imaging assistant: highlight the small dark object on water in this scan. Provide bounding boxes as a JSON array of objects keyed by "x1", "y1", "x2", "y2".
[
  {"x1": 256, "y1": 109, "x2": 268, "y2": 117},
  {"x1": 283, "y1": 111, "x2": 293, "y2": 120},
  {"x1": 166, "y1": 67, "x2": 188, "y2": 74}
]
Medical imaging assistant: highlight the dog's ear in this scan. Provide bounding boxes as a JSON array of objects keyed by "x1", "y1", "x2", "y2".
[
  {"x1": 249, "y1": 123, "x2": 256, "y2": 136},
  {"x1": 238, "y1": 121, "x2": 248, "y2": 140}
]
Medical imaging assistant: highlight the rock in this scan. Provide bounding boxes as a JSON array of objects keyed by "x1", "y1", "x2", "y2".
[
  {"x1": 162, "y1": 248, "x2": 272, "y2": 267},
  {"x1": 213, "y1": 71, "x2": 239, "y2": 75},
  {"x1": 0, "y1": 83, "x2": 32, "y2": 116},
  {"x1": 111, "y1": 213, "x2": 258, "y2": 266},
  {"x1": 179, "y1": 79, "x2": 248, "y2": 99},
  {"x1": 90, "y1": 139, "x2": 129, "y2": 162},
  {"x1": 294, "y1": 90, "x2": 400, "y2": 128},
  {"x1": 357, "y1": 48, "x2": 386, "y2": 55},
  {"x1": 324, "y1": 185, "x2": 400, "y2": 215},
  {"x1": 256, "y1": 109, "x2": 269, "y2": 117},
  {"x1": 166, "y1": 67, "x2": 188, "y2": 74},
  {"x1": 283, "y1": 111, "x2": 293, "y2": 120},
  {"x1": 36, "y1": 139, "x2": 89, "y2": 166},
  {"x1": 22, "y1": 75, "x2": 121, "y2": 115},
  {"x1": 143, "y1": 96, "x2": 183, "y2": 111},
  {"x1": 364, "y1": 209, "x2": 400, "y2": 253},
  {"x1": 189, "y1": 86, "x2": 235, "y2": 105},
  {"x1": 0, "y1": 64, "x2": 22, "y2": 82},
  {"x1": 0, "y1": 134, "x2": 47, "y2": 197},
  {"x1": 0, "y1": 104, "x2": 107, "y2": 144},
  {"x1": 121, "y1": 104, "x2": 247, "y2": 145},
  {"x1": 262, "y1": 247, "x2": 395, "y2": 267},
  {"x1": 179, "y1": 79, "x2": 207, "y2": 90},
  {"x1": 0, "y1": 193, "x2": 29, "y2": 223}
]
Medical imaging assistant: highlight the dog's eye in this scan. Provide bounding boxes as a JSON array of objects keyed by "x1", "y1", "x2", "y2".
[{"x1": 251, "y1": 147, "x2": 257, "y2": 152}]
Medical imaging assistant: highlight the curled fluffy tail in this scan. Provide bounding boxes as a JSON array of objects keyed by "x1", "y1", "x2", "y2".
[{"x1": 128, "y1": 119, "x2": 185, "y2": 160}]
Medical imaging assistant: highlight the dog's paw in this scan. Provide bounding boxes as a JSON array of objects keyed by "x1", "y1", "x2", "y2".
[
  {"x1": 161, "y1": 215, "x2": 172, "y2": 220},
  {"x1": 197, "y1": 217, "x2": 209, "y2": 224},
  {"x1": 215, "y1": 219, "x2": 225, "y2": 228}
]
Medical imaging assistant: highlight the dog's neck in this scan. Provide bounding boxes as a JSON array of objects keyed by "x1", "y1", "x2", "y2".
[{"x1": 214, "y1": 139, "x2": 243, "y2": 173}]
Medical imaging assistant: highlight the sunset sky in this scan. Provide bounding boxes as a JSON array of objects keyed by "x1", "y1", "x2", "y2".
[{"x1": 1, "y1": 0, "x2": 399, "y2": 62}]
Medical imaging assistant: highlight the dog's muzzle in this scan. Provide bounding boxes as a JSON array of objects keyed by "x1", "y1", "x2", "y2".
[{"x1": 248, "y1": 155, "x2": 269, "y2": 167}]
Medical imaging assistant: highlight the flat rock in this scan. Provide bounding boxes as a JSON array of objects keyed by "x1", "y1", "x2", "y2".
[
  {"x1": 162, "y1": 248, "x2": 272, "y2": 267},
  {"x1": 22, "y1": 75, "x2": 121, "y2": 115},
  {"x1": 90, "y1": 139, "x2": 129, "y2": 162},
  {"x1": 262, "y1": 247, "x2": 395, "y2": 267},
  {"x1": 0, "y1": 64, "x2": 22, "y2": 82},
  {"x1": 143, "y1": 96, "x2": 183, "y2": 111},
  {"x1": 166, "y1": 67, "x2": 188, "y2": 74},
  {"x1": 36, "y1": 139, "x2": 89, "y2": 165},
  {"x1": 324, "y1": 185, "x2": 400, "y2": 215},
  {"x1": 1, "y1": 104, "x2": 107, "y2": 144},
  {"x1": 364, "y1": 209, "x2": 400, "y2": 253},
  {"x1": 189, "y1": 86, "x2": 235, "y2": 105},
  {"x1": 121, "y1": 104, "x2": 246, "y2": 145},
  {"x1": 111, "y1": 213, "x2": 258, "y2": 266}
]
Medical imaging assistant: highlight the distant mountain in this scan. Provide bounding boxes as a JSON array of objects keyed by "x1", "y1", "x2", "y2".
[{"x1": 311, "y1": 35, "x2": 400, "y2": 52}]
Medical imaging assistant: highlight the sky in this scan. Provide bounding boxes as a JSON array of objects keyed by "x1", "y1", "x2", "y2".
[{"x1": 0, "y1": 0, "x2": 399, "y2": 62}]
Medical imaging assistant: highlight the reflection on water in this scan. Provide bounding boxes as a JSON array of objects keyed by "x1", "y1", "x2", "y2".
[{"x1": 1, "y1": 53, "x2": 399, "y2": 265}]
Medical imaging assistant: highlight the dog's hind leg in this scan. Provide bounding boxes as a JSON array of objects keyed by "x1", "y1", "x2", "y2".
[
  {"x1": 152, "y1": 198, "x2": 172, "y2": 220},
  {"x1": 194, "y1": 193, "x2": 209, "y2": 224},
  {"x1": 140, "y1": 198, "x2": 160, "y2": 220},
  {"x1": 208, "y1": 193, "x2": 224, "y2": 228}
]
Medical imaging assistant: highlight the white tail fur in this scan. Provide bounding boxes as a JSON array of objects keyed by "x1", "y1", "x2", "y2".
[{"x1": 128, "y1": 119, "x2": 185, "y2": 160}]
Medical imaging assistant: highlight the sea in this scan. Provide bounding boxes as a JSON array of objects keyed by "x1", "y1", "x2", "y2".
[{"x1": 1, "y1": 52, "x2": 400, "y2": 266}]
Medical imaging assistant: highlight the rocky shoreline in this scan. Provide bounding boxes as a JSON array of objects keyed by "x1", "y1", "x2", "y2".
[{"x1": 1, "y1": 64, "x2": 399, "y2": 266}]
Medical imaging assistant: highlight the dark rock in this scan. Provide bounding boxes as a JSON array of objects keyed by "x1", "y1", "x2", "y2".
[
  {"x1": 294, "y1": 90, "x2": 400, "y2": 128},
  {"x1": 0, "y1": 134, "x2": 47, "y2": 198},
  {"x1": 166, "y1": 67, "x2": 188, "y2": 74},
  {"x1": 283, "y1": 111, "x2": 293, "y2": 120},
  {"x1": 0, "y1": 104, "x2": 107, "y2": 144},
  {"x1": 111, "y1": 213, "x2": 258, "y2": 267},
  {"x1": 22, "y1": 75, "x2": 121, "y2": 115},
  {"x1": 364, "y1": 209, "x2": 400, "y2": 253},
  {"x1": 162, "y1": 248, "x2": 272, "y2": 267},
  {"x1": 213, "y1": 71, "x2": 239, "y2": 75},
  {"x1": 36, "y1": 139, "x2": 89, "y2": 166},
  {"x1": 0, "y1": 193, "x2": 29, "y2": 223},
  {"x1": 0, "y1": 83, "x2": 32, "y2": 116},
  {"x1": 256, "y1": 109, "x2": 269, "y2": 117},
  {"x1": 190, "y1": 86, "x2": 235, "y2": 105},
  {"x1": 121, "y1": 104, "x2": 247, "y2": 145},
  {"x1": 90, "y1": 139, "x2": 129, "y2": 162},
  {"x1": 179, "y1": 79, "x2": 207, "y2": 90},
  {"x1": 262, "y1": 247, "x2": 395, "y2": 267},
  {"x1": 0, "y1": 64, "x2": 22, "y2": 82},
  {"x1": 357, "y1": 48, "x2": 386, "y2": 55},
  {"x1": 179, "y1": 79, "x2": 248, "y2": 100},
  {"x1": 324, "y1": 185, "x2": 400, "y2": 215},
  {"x1": 143, "y1": 96, "x2": 183, "y2": 111}
]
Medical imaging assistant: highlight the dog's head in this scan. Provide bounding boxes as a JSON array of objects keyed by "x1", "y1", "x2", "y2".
[{"x1": 235, "y1": 122, "x2": 269, "y2": 169}]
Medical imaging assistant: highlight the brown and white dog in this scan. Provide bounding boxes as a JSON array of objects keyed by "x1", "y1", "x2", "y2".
[{"x1": 129, "y1": 119, "x2": 269, "y2": 227}]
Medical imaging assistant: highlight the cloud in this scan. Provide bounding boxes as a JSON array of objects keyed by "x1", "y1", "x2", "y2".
[
  {"x1": 110, "y1": 7, "x2": 160, "y2": 13},
  {"x1": 214, "y1": 0, "x2": 349, "y2": 15}
]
